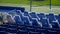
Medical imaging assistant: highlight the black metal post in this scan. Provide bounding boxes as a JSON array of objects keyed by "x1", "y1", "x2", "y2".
[
  {"x1": 50, "y1": 0, "x2": 52, "y2": 11},
  {"x1": 30, "y1": 0, "x2": 32, "y2": 12}
]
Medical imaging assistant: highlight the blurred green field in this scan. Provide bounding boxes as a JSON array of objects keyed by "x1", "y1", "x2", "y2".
[
  {"x1": 0, "y1": 3, "x2": 60, "y2": 14},
  {"x1": 0, "y1": 0, "x2": 60, "y2": 14},
  {"x1": 0, "y1": 0, "x2": 60, "y2": 5}
]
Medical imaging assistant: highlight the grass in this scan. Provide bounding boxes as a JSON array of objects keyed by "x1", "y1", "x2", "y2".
[
  {"x1": 0, "y1": 0, "x2": 60, "y2": 14},
  {"x1": 0, "y1": 3, "x2": 60, "y2": 14},
  {"x1": 0, "y1": 0, "x2": 60, "y2": 5}
]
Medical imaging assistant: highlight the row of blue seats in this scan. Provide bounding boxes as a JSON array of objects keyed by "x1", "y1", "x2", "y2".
[
  {"x1": 0, "y1": 23, "x2": 60, "y2": 34},
  {"x1": 0, "y1": 10, "x2": 60, "y2": 34},
  {"x1": 6, "y1": 10, "x2": 60, "y2": 29}
]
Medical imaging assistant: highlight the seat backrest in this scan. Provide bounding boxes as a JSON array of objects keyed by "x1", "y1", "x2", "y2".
[
  {"x1": 29, "y1": 12, "x2": 38, "y2": 19},
  {"x1": 27, "y1": 27, "x2": 36, "y2": 32},
  {"x1": 36, "y1": 28, "x2": 47, "y2": 34},
  {"x1": 37, "y1": 13, "x2": 46, "y2": 19},
  {"x1": 0, "y1": 31, "x2": 6, "y2": 34},
  {"x1": 29, "y1": 31, "x2": 40, "y2": 34},
  {"x1": 47, "y1": 13, "x2": 56, "y2": 22},
  {"x1": 0, "y1": 24, "x2": 8, "y2": 27},
  {"x1": 23, "y1": 11, "x2": 29, "y2": 16},
  {"x1": 8, "y1": 28, "x2": 17, "y2": 33},
  {"x1": 40, "y1": 19, "x2": 50, "y2": 28},
  {"x1": 22, "y1": 16, "x2": 32, "y2": 26},
  {"x1": 14, "y1": 15, "x2": 24, "y2": 25},
  {"x1": 47, "y1": 30, "x2": 57, "y2": 34},
  {"x1": 0, "y1": 27, "x2": 7, "y2": 31},
  {"x1": 57, "y1": 14, "x2": 60, "y2": 24},
  {"x1": 31, "y1": 19, "x2": 41, "y2": 27},
  {"x1": 18, "y1": 30, "x2": 28, "y2": 34},
  {"x1": 50, "y1": 22, "x2": 59, "y2": 28}
]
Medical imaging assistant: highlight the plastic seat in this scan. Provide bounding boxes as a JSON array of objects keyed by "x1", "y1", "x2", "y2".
[
  {"x1": 29, "y1": 12, "x2": 38, "y2": 19},
  {"x1": 8, "y1": 11, "x2": 16, "y2": 16},
  {"x1": 23, "y1": 12, "x2": 32, "y2": 21},
  {"x1": 23, "y1": 11, "x2": 29, "y2": 16},
  {"x1": 36, "y1": 28, "x2": 47, "y2": 34},
  {"x1": 7, "y1": 23, "x2": 17, "y2": 29},
  {"x1": 16, "y1": 9, "x2": 25, "y2": 13},
  {"x1": 0, "y1": 24, "x2": 8, "y2": 27},
  {"x1": 16, "y1": 10, "x2": 24, "y2": 22},
  {"x1": 0, "y1": 31, "x2": 6, "y2": 34},
  {"x1": 23, "y1": 17, "x2": 32, "y2": 26},
  {"x1": 29, "y1": 31, "x2": 40, "y2": 34},
  {"x1": 27, "y1": 27, "x2": 36, "y2": 32},
  {"x1": 40, "y1": 19, "x2": 50, "y2": 28},
  {"x1": 17, "y1": 30, "x2": 28, "y2": 34},
  {"x1": 47, "y1": 30, "x2": 57, "y2": 34},
  {"x1": 50, "y1": 22, "x2": 59, "y2": 28},
  {"x1": 37, "y1": 13, "x2": 45, "y2": 19},
  {"x1": 57, "y1": 14, "x2": 60, "y2": 24},
  {"x1": 46, "y1": 13, "x2": 56, "y2": 22},
  {"x1": 31, "y1": 19, "x2": 41, "y2": 27},
  {"x1": 14, "y1": 15, "x2": 24, "y2": 26},
  {"x1": 50, "y1": 28, "x2": 60, "y2": 34},
  {"x1": 18, "y1": 25, "x2": 26, "y2": 30},
  {"x1": 8, "y1": 28, "x2": 17, "y2": 34},
  {"x1": 55, "y1": 15, "x2": 58, "y2": 19},
  {"x1": 8, "y1": 25, "x2": 16, "y2": 28},
  {"x1": 6, "y1": 14, "x2": 12, "y2": 19},
  {"x1": 0, "y1": 27, "x2": 7, "y2": 32},
  {"x1": 16, "y1": 10, "x2": 22, "y2": 15}
]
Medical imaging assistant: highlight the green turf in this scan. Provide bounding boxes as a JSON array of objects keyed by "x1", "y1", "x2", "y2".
[
  {"x1": 0, "y1": 0, "x2": 60, "y2": 14},
  {"x1": 0, "y1": 0, "x2": 60, "y2": 6}
]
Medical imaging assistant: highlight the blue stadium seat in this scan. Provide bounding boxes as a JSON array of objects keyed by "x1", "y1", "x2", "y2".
[
  {"x1": 6, "y1": 14, "x2": 12, "y2": 18},
  {"x1": 55, "y1": 15, "x2": 58, "y2": 19},
  {"x1": 29, "y1": 12, "x2": 38, "y2": 19},
  {"x1": 8, "y1": 24, "x2": 16, "y2": 28},
  {"x1": 8, "y1": 28, "x2": 17, "y2": 34},
  {"x1": 15, "y1": 10, "x2": 24, "y2": 22},
  {"x1": 50, "y1": 22, "x2": 59, "y2": 28},
  {"x1": 0, "y1": 24, "x2": 8, "y2": 27},
  {"x1": 57, "y1": 14, "x2": 60, "y2": 24},
  {"x1": 36, "y1": 28, "x2": 47, "y2": 34},
  {"x1": 23, "y1": 11, "x2": 29, "y2": 16},
  {"x1": 27, "y1": 27, "x2": 36, "y2": 32},
  {"x1": 14, "y1": 15, "x2": 24, "y2": 26},
  {"x1": 22, "y1": 16, "x2": 32, "y2": 26},
  {"x1": 40, "y1": 19, "x2": 51, "y2": 28},
  {"x1": 23, "y1": 12, "x2": 32, "y2": 21},
  {"x1": 16, "y1": 10, "x2": 22, "y2": 15},
  {"x1": 47, "y1": 30, "x2": 57, "y2": 34},
  {"x1": 17, "y1": 29, "x2": 28, "y2": 34},
  {"x1": 49, "y1": 28, "x2": 60, "y2": 32},
  {"x1": 54, "y1": 28, "x2": 60, "y2": 34},
  {"x1": 0, "y1": 27, "x2": 7, "y2": 32},
  {"x1": 31, "y1": 19, "x2": 41, "y2": 27},
  {"x1": 18, "y1": 25, "x2": 26, "y2": 30},
  {"x1": 37, "y1": 13, "x2": 46, "y2": 20},
  {"x1": 0, "y1": 31, "x2": 6, "y2": 34},
  {"x1": 8, "y1": 11, "x2": 16, "y2": 16},
  {"x1": 46, "y1": 13, "x2": 56, "y2": 22},
  {"x1": 29, "y1": 31, "x2": 40, "y2": 34}
]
